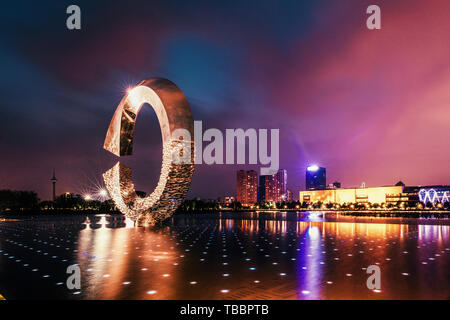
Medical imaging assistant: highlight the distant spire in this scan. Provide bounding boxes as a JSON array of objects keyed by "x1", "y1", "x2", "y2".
[{"x1": 51, "y1": 168, "x2": 57, "y2": 201}]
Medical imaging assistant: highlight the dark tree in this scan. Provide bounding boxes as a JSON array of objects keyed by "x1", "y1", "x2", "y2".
[{"x1": 0, "y1": 189, "x2": 39, "y2": 212}]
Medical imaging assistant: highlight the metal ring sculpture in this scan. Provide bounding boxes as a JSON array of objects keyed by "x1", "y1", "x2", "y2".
[{"x1": 103, "y1": 78, "x2": 194, "y2": 226}]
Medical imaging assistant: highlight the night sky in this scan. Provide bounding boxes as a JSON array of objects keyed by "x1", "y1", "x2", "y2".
[{"x1": 1, "y1": 0, "x2": 449, "y2": 201}]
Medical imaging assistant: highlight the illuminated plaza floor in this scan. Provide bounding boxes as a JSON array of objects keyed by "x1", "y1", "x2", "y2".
[{"x1": 0, "y1": 213, "x2": 449, "y2": 299}]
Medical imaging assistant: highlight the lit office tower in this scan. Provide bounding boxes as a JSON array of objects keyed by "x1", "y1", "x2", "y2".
[
  {"x1": 236, "y1": 170, "x2": 258, "y2": 206},
  {"x1": 306, "y1": 165, "x2": 326, "y2": 190},
  {"x1": 276, "y1": 169, "x2": 287, "y2": 201},
  {"x1": 259, "y1": 169, "x2": 287, "y2": 202}
]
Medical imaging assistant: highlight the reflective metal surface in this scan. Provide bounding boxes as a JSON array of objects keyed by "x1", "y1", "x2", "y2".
[{"x1": 103, "y1": 78, "x2": 194, "y2": 225}]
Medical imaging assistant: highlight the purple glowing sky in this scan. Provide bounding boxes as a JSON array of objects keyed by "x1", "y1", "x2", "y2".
[{"x1": 0, "y1": 0, "x2": 449, "y2": 200}]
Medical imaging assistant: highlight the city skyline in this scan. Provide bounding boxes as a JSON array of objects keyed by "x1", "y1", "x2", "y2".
[
  {"x1": 41, "y1": 165, "x2": 450, "y2": 205},
  {"x1": 1, "y1": 0, "x2": 450, "y2": 201}
]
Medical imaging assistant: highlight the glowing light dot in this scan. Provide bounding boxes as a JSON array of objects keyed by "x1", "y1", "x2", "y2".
[{"x1": 147, "y1": 290, "x2": 157, "y2": 295}]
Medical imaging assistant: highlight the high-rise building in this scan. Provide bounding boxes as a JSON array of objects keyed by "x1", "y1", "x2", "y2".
[
  {"x1": 306, "y1": 165, "x2": 326, "y2": 190},
  {"x1": 276, "y1": 169, "x2": 287, "y2": 202},
  {"x1": 258, "y1": 175, "x2": 270, "y2": 202},
  {"x1": 237, "y1": 170, "x2": 246, "y2": 204},
  {"x1": 300, "y1": 185, "x2": 404, "y2": 205},
  {"x1": 236, "y1": 170, "x2": 258, "y2": 206},
  {"x1": 259, "y1": 169, "x2": 287, "y2": 202}
]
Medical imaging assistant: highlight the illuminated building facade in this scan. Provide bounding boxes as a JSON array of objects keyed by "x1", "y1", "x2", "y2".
[
  {"x1": 404, "y1": 186, "x2": 450, "y2": 204},
  {"x1": 306, "y1": 165, "x2": 326, "y2": 190},
  {"x1": 299, "y1": 186, "x2": 404, "y2": 204},
  {"x1": 300, "y1": 167, "x2": 449, "y2": 206},
  {"x1": 300, "y1": 184, "x2": 450, "y2": 206},
  {"x1": 259, "y1": 169, "x2": 287, "y2": 202},
  {"x1": 236, "y1": 170, "x2": 258, "y2": 206},
  {"x1": 218, "y1": 196, "x2": 235, "y2": 204}
]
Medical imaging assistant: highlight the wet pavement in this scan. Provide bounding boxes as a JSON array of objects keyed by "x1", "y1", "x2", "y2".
[{"x1": 0, "y1": 212, "x2": 449, "y2": 299}]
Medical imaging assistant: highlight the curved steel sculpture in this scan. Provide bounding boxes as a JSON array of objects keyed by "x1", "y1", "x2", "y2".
[{"x1": 103, "y1": 78, "x2": 194, "y2": 226}]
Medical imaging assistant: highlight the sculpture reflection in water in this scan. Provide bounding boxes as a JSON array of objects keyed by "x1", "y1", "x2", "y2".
[{"x1": 103, "y1": 78, "x2": 195, "y2": 226}]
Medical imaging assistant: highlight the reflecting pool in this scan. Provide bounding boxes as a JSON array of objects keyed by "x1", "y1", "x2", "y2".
[{"x1": 0, "y1": 212, "x2": 449, "y2": 299}]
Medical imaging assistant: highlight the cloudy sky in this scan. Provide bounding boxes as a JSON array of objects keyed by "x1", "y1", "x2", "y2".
[{"x1": 1, "y1": 0, "x2": 449, "y2": 200}]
